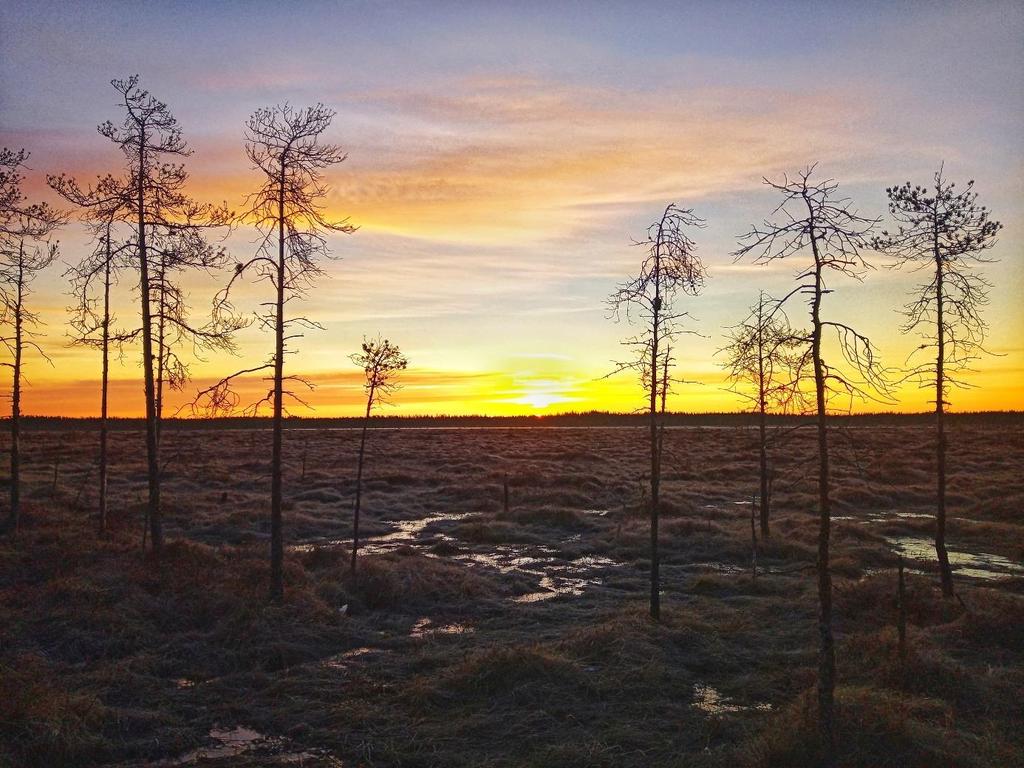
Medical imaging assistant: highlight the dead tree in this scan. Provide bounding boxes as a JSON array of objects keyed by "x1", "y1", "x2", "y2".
[
  {"x1": 149, "y1": 228, "x2": 242, "y2": 432},
  {"x1": 735, "y1": 166, "x2": 888, "y2": 765},
  {"x1": 608, "y1": 203, "x2": 707, "y2": 622},
  {"x1": 196, "y1": 104, "x2": 354, "y2": 602},
  {"x1": 91, "y1": 76, "x2": 233, "y2": 554},
  {"x1": 720, "y1": 291, "x2": 804, "y2": 537},
  {"x1": 0, "y1": 150, "x2": 28, "y2": 233},
  {"x1": 349, "y1": 336, "x2": 407, "y2": 575},
  {"x1": 874, "y1": 168, "x2": 1001, "y2": 599},
  {"x1": 0, "y1": 150, "x2": 65, "y2": 530},
  {"x1": 49, "y1": 173, "x2": 135, "y2": 533}
]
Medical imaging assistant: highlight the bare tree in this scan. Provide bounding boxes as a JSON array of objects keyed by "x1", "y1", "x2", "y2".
[
  {"x1": 874, "y1": 167, "x2": 1001, "y2": 599},
  {"x1": 0, "y1": 149, "x2": 65, "y2": 530},
  {"x1": 720, "y1": 291, "x2": 804, "y2": 537},
  {"x1": 608, "y1": 203, "x2": 707, "y2": 622},
  {"x1": 149, "y1": 228, "x2": 242, "y2": 434},
  {"x1": 197, "y1": 104, "x2": 354, "y2": 602},
  {"x1": 735, "y1": 166, "x2": 887, "y2": 765},
  {"x1": 349, "y1": 336, "x2": 407, "y2": 575},
  {"x1": 0, "y1": 149, "x2": 55, "y2": 236},
  {"x1": 91, "y1": 75, "x2": 234, "y2": 554},
  {"x1": 49, "y1": 173, "x2": 134, "y2": 533}
]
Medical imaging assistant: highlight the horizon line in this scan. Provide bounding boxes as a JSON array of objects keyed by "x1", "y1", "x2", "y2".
[{"x1": 9, "y1": 409, "x2": 1023, "y2": 421}]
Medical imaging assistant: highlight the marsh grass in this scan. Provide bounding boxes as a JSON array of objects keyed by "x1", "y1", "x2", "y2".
[{"x1": 0, "y1": 423, "x2": 1021, "y2": 766}]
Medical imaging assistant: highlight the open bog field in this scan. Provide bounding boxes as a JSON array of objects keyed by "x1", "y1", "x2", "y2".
[{"x1": 1, "y1": 421, "x2": 1023, "y2": 767}]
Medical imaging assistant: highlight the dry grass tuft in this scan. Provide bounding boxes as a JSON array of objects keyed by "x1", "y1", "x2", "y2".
[
  {"x1": 0, "y1": 652, "x2": 107, "y2": 767},
  {"x1": 738, "y1": 686, "x2": 969, "y2": 768},
  {"x1": 344, "y1": 550, "x2": 500, "y2": 609},
  {"x1": 410, "y1": 643, "x2": 590, "y2": 705}
]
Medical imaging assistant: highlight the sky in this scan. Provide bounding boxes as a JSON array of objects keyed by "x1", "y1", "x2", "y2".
[{"x1": 1, "y1": 0, "x2": 1022, "y2": 417}]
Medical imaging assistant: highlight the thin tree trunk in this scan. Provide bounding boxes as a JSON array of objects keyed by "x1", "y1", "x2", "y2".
[
  {"x1": 758, "y1": 409, "x2": 769, "y2": 537},
  {"x1": 809, "y1": 220, "x2": 836, "y2": 765},
  {"x1": 933, "y1": 222, "x2": 954, "y2": 598},
  {"x1": 99, "y1": 234, "x2": 111, "y2": 533},
  {"x1": 750, "y1": 495, "x2": 758, "y2": 581},
  {"x1": 155, "y1": 270, "x2": 166, "y2": 446},
  {"x1": 351, "y1": 396, "x2": 372, "y2": 576},
  {"x1": 137, "y1": 129, "x2": 162, "y2": 554},
  {"x1": 648, "y1": 221, "x2": 663, "y2": 623},
  {"x1": 657, "y1": 346, "x2": 669, "y2": 462},
  {"x1": 897, "y1": 556, "x2": 907, "y2": 674},
  {"x1": 757, "y1": 301, "x2": 770, "y2": 538},
  {"x1": 270, "y1": 158, "x2": 286, "y2": 603},
  {"x1": 8, "y1": 249, "x2": 24, "y2": 531}
]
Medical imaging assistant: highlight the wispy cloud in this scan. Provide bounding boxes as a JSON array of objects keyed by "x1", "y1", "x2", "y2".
[{"x1": 333, "y1": 77, "x2": 902, "y2": 242}]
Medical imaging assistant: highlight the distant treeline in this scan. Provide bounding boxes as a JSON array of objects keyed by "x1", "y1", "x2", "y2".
[{"x1": 7, "y1": 410, "x2": 1022, "y2": 431}]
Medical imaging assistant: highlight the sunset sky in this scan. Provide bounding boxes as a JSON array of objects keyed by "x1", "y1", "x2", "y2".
[{"x1": 1, "y1": 0, "x2": 1022, "y2": 417}]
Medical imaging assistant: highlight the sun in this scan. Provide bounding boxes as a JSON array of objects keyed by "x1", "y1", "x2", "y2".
[
  {"x1": 507, "y1": 379, "x2": 578, "y2": 411},
  {"x1": 520, "y1": 391, "x2": 566, "y2": 410}
]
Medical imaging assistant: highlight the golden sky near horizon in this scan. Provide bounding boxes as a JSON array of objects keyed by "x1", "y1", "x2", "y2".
[{"x1": 2, "y1": 1, "x2": 1022, "y2": 417}]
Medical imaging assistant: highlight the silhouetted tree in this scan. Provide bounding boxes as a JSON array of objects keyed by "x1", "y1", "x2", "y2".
[
  {"x1": 874, "y1": 168, "x2": 1002, "y2": 599},
  {"x1": 0, "y1": 149, "x2": 31, "y2": 235},
  {"x1": 350, "y1": 336, "x2": 407, "y2": 575},
  {"x1": 720, "y1": 291, "x2": 804, "y2": 537},
  {"x1": 0, "y1": 149, "x2": 65, "y2": 530},
  {"x1": 735, "y1": 166, "x2": 887, "y2": 765},
  {"x1": 608, "y1": 203, "x2": 707, "y2": 622},
  {"x1": 198, "y1": 103, "x2": 354, "y2": 602},
  {"x1": 149, "y1": 228, "x2": 242, "y2": 434},
  {"x1": 49, "y1": 173, "x2": 134, "y2": 533},
  {"x1": 94, "y1": 75, "x2": 234, "y2": 554}
]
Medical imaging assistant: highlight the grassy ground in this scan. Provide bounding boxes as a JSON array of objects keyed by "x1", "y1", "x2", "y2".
[{"x1": 0, "y1": 423, "x2": 1022, "y2": 767}]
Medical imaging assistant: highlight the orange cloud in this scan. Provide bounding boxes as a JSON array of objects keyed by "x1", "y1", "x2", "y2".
[{"x1": 162, "y1": 76, "x2": 909, "y2": 245}]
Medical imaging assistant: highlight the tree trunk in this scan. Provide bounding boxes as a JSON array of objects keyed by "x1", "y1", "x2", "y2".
[
  {"x1": 351, "y1": 397, "x2": 372, "y2": 576},
  {"x1": 758, "y1": 411, "x2": 769, "y2": 537},
  {"x1": 897, "y1": 555, "x2": 907, "y2": 673},
  {"x1": 270, "y1": 158, "x2": 286, "y2": 602},
  {"x1": 750, "y1": 495, "x2": 758, "y2": 581},
  {"x1": 99, "y1": 235, "x2": 111, "y2": 534},
  {"x1": 933, "y1": 227, "x2": 954, "y2": 599},
  {"x1": 137, "y1": 130, "x2": 162, "y2": 554},
  {"x1": 809, "y1": 225, "x2": 836, "y2": 765},
  {"x1": 757, "y1": 305, "x2": 770, "y2": 538},
  {"x1": 8, "y1": 251, "x2": 24, "y2": 532},
  {"x1": 648, "y1": 223, "x2": 663, "y2": 623},
  {"x1": 155, "y1": 270, "x2": 166, "y2": 446}
]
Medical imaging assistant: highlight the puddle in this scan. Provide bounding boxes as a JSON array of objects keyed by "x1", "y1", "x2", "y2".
[
  {"x1": 513, "y1": 574, "x2": 592, "y2": 603},
  {"x1": 571, "y1": 555, "x2": 618, "y2": 569},
  {"x1": 582, "y1": 509, "x2": 609, "y2": 517},
  {"x1": 362, "y1": 512, "x2": 473, "y2": 552},
  {"x1": 291, "y1": 512, "x2": 473, "y2": 554},
  {"x1": 827, "y1": 510, "x2": 1022, "y2": 582},
  {"x1": 321, "y1": 646, "x2": 384, "y2": 670},
  {"x1": 128, "y1": 725, "x2": 338, "y2": 766},
  {"x1": 410, "y1": 617, "x2": 474, "y2": 638},
  {"x1": 834, "y1": 510, "x2": 937, "y2": 524},
  {"x1": 886, "y1": 536, "x2": 1024, "y2": 581},
  {"x1": 454, "y1": 544, "x2": 620, "y2": 603},
  {"x1": 293, "y1": 509, "x2": 627, "y2": 604},
  {"x1": 691, "y1": 684, "x2": 772, "y2": 716},
  {"x1": 174, "y1": 726, "x2": 265, "y2": 763}
]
